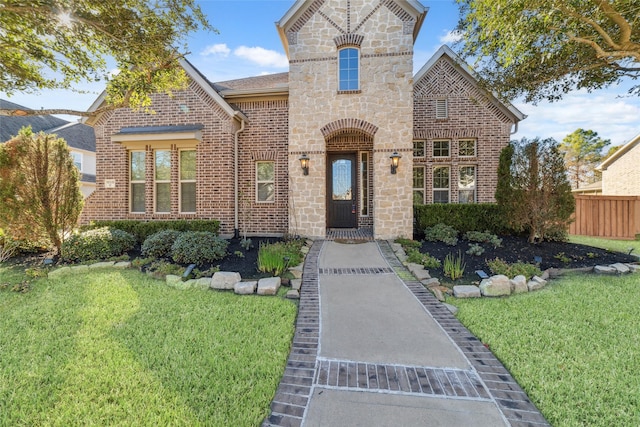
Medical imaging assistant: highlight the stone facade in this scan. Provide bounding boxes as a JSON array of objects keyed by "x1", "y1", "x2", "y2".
[{"x1": 600, "y1": 134, "x2": 640, "y2": 196}]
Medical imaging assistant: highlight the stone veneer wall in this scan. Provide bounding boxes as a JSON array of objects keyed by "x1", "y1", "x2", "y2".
[
  {"x1": 286, "y1": 0, "x2": 416, "y2": 239},
  {"x1": 413, "y1": 56, "x2": 515, "y2": 203},
  {"x1": 602, "y1": 142, "x2": 640, "y2": 196}
]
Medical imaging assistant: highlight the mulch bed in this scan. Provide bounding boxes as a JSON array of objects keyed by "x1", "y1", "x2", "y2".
[{"x1": 420, "y1": 235, "x2": 638, "y2": 285}]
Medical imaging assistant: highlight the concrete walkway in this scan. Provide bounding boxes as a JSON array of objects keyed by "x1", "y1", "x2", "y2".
[{"x1": 264, "y1": 240, "x2": 550, "y2": 427}]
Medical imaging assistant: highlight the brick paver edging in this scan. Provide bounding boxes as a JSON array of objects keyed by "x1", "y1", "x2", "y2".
[{"x1": 377, "y1": 240, "x2": 551, "y2": 427}]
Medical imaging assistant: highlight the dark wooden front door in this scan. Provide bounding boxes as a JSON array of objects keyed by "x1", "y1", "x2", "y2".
[{"x1": 327, "y1": 153, "x2": 357, "y2": 228}]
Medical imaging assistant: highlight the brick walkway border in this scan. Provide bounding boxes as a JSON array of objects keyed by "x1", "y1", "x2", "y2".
[{"x1": 263, "y1": 240, "x2": 551, "y2": 427}]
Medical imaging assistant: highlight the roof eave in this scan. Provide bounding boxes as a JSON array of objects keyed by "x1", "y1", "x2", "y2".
[{"x1": 597, "y1": 131, "x2": 640, "y2": 171}]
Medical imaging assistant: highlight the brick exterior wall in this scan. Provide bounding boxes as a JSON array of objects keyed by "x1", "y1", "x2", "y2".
[
  {"x1": 413, "y1": 56, "x2": 515, "y2": 204},
  {"x1": 602, "y1": 141, "x2": 640, "y2": 196}
]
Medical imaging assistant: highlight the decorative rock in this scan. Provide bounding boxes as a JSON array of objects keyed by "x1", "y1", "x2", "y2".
[
  {"x1": 165, "y1": 275, "x2": 182, "y2": 286},
  {"x1": 289, "y1": 264, "x2": 304, "y2": 279},
  {"x1": 113, "y1": 261, "x2": 131, "y2": 269},
  {"x1": 594, "y1": 265, "x2": 618, "y2": 275},
  {"x1": 527, "y1": 275, "x2": 547, "y2": 291},
  {"x1": 193, "y1": 277, "x2": 212, "y2": 290},
  {"x1": 211, "y1": 271, "x2": 241, "y2": 290},
  {"x1": 300, "y1": 246, "x2": 310, "y2": 255},
  {"x1": 70, "y1": 265, "x2": 90, "y2": 273},
  {"x1": 431, "y1": 287, "x2": 445, "y2": 302},
  {"x1": 540, "y1": 270, "x2": 550, "y2": 281},
  {"x1": 390, "y1": 242, "x2": 403, "y2": 253},
  {"x1": 479, "y1": 275, "x2": 512, "y2": 297},
  {"x1": 395, "y1": 248, "x2": 408, "y2": 263},
  {"x1": 286, "y1": 290, "x2": 300, "y2": 299},
  {"x1": 48, "y1": 266, "x2": 72, "y2": 278},
  {"x1": 290, "y1": 278, "x2": 302, "y2": 291},
  {"x1": 610, "y1": 263, "x2": 630, "y2": 274},
  {"x1": 511, "y1": 275, "x2": 528, "y2": 294},
  {"x1": 421, "y1": 278, "x2": 440, "y2": 289},
  {"x1": 406, "y1": 263, "x2": 430, "y2": 280},
  {"x1": 453, "y1": 285, "x2": 481, "y2": 298},
  {"x1": 235, "y1": 281, "x2": 257, "y2": 295},
  {"x1": 257, "y1": 277, "x2": 281, "y2": 295},
  {"x1": 628, "y1": 264, "x2": 639, "y2": 273},
  {"x1": 172, "y1": 279, "x2": 193, "y2": 290},
  {"x1": 89, "y1": 261, "x2": 115, "y2": 269},
  {"x1": 443, "y1": 303, "x2": 458, "y2": 315}
]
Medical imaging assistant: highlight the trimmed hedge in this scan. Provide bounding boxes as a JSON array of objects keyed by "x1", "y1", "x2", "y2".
[
  {"x1": 414, "y1": 204, "x2": 512, "y2": 238},
  {"x1": 82, "y1": 220, "x2": 221, "y2": 243},
  {"x1": 61, "y1": 227, "x2": 136, "y2": 262},
  {"x1": 141, "y1": 230, "x2": 182, "y2": 258},
  {"x1": 171, "y1": 232, "x2": 228, "y2": 265}
]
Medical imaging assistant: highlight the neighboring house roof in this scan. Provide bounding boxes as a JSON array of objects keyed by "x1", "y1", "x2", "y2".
[
  {"x1": 0, "y1": 99, "x2": 68, "y2": 142},
  {"x1": 414, "y1": 45, "x2": 527, "y2": 124},
  {"x1": 572, "y1": 180, "x2": 602, "y2": 194},
  {"x1": 214, "y1": 73, "x2": 289, "y2": 98},
  {"x1": 47, "y1": 122, "x2": 96, "y2": 152},
  {"x1": 597, "y1": 131, "x2": 640, "y2": 171}
]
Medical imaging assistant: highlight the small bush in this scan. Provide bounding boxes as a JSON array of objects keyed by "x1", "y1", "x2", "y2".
[
  {"x1": 395, "y1": 238, "x2": 421, "y2": 249},
  {"x1": 463, "y1": 231, "x2": 502, "y2": 248},
  {"x1": 424, "y1": 223, "x2": 458, "y2": 246},
  {"x1": 83, "y1": 220, "x2": 221, "y2": 244},
  {"x1": 171, "y1": 232, "x2": 228, "y2": 265},
  {"x1": 466, "y1": 243, "x2": 485, "y2": 256},
  {"x1": 487, "y1": 258, "x2": 542, "y2": 280},
  {"x1": 406, "y1": 248, "x2": 441, "y2": 269},
  {"x1": 141, "y1": 230, "x2": 182, "y2": 258},
  {"x1": 61, "y1": 227, "x2": 136, "y2": 262},
  {"x1": 258, "y1": 240, "x2": 304, "y2": 276}
]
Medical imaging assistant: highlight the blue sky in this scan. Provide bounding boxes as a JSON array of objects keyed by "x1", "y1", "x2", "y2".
[{"x1": 2, "y1": 0, "x2": 639, "y2": 147}]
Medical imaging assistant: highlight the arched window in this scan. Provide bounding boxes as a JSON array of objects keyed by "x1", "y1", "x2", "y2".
[{"x1": 338, "y1": 47, "x2": 359, "y2": 91}]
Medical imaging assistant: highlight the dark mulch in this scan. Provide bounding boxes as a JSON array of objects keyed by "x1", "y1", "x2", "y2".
[
  {"x1": 215, "y1": 237, "x2": 283, "y2": 280},
  {"x1": 420, "y1": 235, "x2": 638, "y2": 285}
]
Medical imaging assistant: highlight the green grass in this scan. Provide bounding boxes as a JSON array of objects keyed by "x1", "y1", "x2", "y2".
[
  {"x1": 570, "y1": 234, "x2": 640, "y2": 257},
  {"x1": 0, "y1": 266, "x2": 297, "y2": 426},
  {"x1": 449, "y1": 273, "x2": 640, "y2": 427}
]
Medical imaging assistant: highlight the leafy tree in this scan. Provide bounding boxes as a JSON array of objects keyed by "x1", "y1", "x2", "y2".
[
  {"x1": 0, "y1": 127, "x2": 83, "y2": 253},
  {"x1": 496, "y1": 137, "x2": 575, "y2": 243},
  {"x1": 455, "y1": 0, "x2": 640, "y2": 103},
  {"x1": 560, "y1": 128, "x2": 610, "y2": 188},
  {"x1": 0, "y1": 0, "x2": 213, "y2": 117}
]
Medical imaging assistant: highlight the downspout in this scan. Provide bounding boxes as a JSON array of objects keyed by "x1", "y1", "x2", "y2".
[
  {"x1": 511, "y1": 122, "x2": 519, "y2": 135},
  {"x1": 234, "y1": 114, "x2": 246, "y2": 239}
]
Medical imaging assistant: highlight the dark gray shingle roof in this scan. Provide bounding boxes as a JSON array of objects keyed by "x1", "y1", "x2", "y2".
[
  {"x1": 47, "y1": 122, "x2": 96, "y2": 152},
  {"x1": 0, "y1": 99, "x2": 69, "y2": 142}
]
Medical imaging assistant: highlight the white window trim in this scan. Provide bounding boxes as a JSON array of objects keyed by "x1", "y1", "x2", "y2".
[
  {"x1": 256, "y1": 161, "x2": 275, "y2": 203},
  {"x1": 413, "y1": 166, "x2": 425, "y2": 205},
  {"x1": 337, "y1": 47, "x2": 360, "y2": 92},
  {"x1": 154, "y1": 149, "x2": 171, "y2": 214},
  {"x1": 459, "y1": 165, "x2": 477, "y2": 204},
  {"x1": 436, "y1": 99, "x2": 448, "y2": 119},
  {"x1": 433, "y1": 166, "x2": 451, "y2": 203},
  {"x1": 129, "y1": 150, "x2": 146, "y2": 214},
  {"x1": 433, "y1": 140, "x2": 451, "y2": 158},
  {"x1": 459, "y1": 139, "x2": 477, "y2": 158},
  {"x1": 179, "y1": 149, "x2": 196, "y2": 214}
]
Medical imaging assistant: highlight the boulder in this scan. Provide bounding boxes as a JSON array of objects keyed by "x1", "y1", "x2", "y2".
[
  {"x1": 257, "y1": 277, "x2": 281, "y2": 295},
  {"x1": 443, "y1": 303, "x2": 458, "y2": 315},
  {"x1": 89, "y1": 261, "x2": 115, "y2": 269},
  {"x1": 527, "y1": 275, "x2": 547, "y2": 291},
  {"x1": 395, "y1": 248, "x2": 408, "y2": 263},
  {"x1": 286, "y1": 290, "x2": 300, "y2": 299},
  {"x1": 390, "y1": 242, "x2": 403, "y2": 253},
  {"x1": 114, "y1": 261, "x2": 131, "y2": 269},
  {"x1": 211, "y1": 271, "x2": 241, "y2": 290},
  {"x1": 290, "y1": 278, "x2": 302, "y2": 291},
  {"x1": 406, "y1": 263, "x2": 430, "y2": 280},
  {"x1": 235, "y1": 281, "x2": 257, "y2": 295},
  {"x1": 453, "y1": 285, "x2": 481, "y2": 298},
  {"x1": 165, "y1": 275, "x2": 182, "y2": 286},
  {"x1": 300, "y1": 246, "x2": 310, "y2": 255},
  {"x1": 431, "y1": 287, "x2": 445, "y2": 302},
  {"x1": 510, "y1": 275, "x2": 528, "y2": 294},
  {"x1": 594, "y1": 265, "x2": 618, "y2": 275},
  {"x1": 70, "y1": 265, "x2": 90, "y2": 273},
  {"x1": 289, "y1": 264, "x2": 304, "y2": 279},
  {"x1": 479, "y1": 275, "x2": 512, "y2": 297},
  {"x1": 628, "y1": 264, "x2": 639, "y2": 273},
  {"x1": 421, "y1": 278, "x2": 440, "y2": 289},
  {"x1": 48, "y1": 266, "x2": 72, "y2": 278},
  {"x1": 610, "y1": 263, "x2": 630, "y2": 274},
  {"x1": 193, "y1": 277, "x2": 212, "y2": 290}
]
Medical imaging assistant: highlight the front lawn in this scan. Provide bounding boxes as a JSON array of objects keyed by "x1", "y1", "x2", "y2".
[
  {"x1": 0, "y1": 267, "x2": 297, "y2": 426},
  {"x1": 449, "y1": 273, "x2": 640, "y2": 427},
  {"x1": 570, "y1": 235, "x2": 640, "y2": 258}
]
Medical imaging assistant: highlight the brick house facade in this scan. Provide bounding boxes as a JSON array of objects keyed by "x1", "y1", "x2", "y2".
[{"x1": 80, "y1": 0, "x2": 525, "y2": 239}]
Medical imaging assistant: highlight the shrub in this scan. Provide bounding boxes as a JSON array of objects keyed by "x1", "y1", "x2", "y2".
[
  {"x1": 171, "y1": 232, "x2": 228, "y2": 265},
  {"x1": 487, "y1": 258, "x2": 542, "y2": 279},
  {"x1": 466, "y1": 243, "x2": 485, "y2": 256},
  {"x1": 83, "y1": 220, "x2": 221, "y2": 244},
  {"x1": 258, "y1": 240, "x2": 304, "y2": 276},
  {"x1": 464, "y1": 231, "x2": 502, "y2": 248},
  {"x1": 414, "y1": 204, "x2": 510, "y2": 238},
  {"x1": 141, "y1": 230, "x2": 182, "y2": 258},
  {"x1": 61, "y1": 227, "x2": 136, "y2": 262},
  {"x1": 444, "y1": 251, "x2": 466, "y2": 281},
  {"x1": 424, "y1": 223, "x2": 459, "y2": 246},
  {"x1": 395, "y1": 238, "x2": 421, "y2": 249},
  {"x1": 405, "y1": 248, "x2": 442, "y2": 269}
]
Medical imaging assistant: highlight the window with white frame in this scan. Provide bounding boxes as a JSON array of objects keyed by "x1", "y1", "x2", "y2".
[
  {"x1": 459, "y1": 166, "x2": 476, "y2": 204},
  {"x1": 413, "y1": 140, "x2": 425, "y2": 157},
  {"x1": 256, "y1": 161, "x2": 275, "y2": 202},
  {"x1": 433, "y1": 140, "x2": 450, "y2": 158},
  {"x1": 435, "y1": 99, "x2": 448, "y2": 119},
  {"x1": 72, "y1": 152, "x2": 82, "y2": 171},
  {"x1": 413, "y1": 166, "x2": 425, "y2": 205},
  {"x1": 179, "y1": 150, "x2": 196, "y2": 213},
  {"x1": 130, "y1": 151, "x2": 146, "y2": 213},
  {"x1": 360, "y1": 152, "x2": 369, "y2": 216},
  {"x1": 154, "y1": 150, "x2": 171, "y2": 213},
  {"x1": 459, "y1": 139, "x2": 476, "y2": 157},
  {"x1": 338, "y1": 47, "x2": 359, "y2": 91},
  {"x1": 433, "y1": 166, "x2": 450, "y2": 203}
]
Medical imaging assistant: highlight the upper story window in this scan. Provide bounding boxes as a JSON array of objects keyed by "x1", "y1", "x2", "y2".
[
  {"x1": 413, "y1": 140, "x2": 425, "y2": 157},
  {"x1": 433, "y1": 140, "x2": 450, "y2": 158},
  {"x1": 436, "y1": 99, "x2": 448, "y2": 119},
  {"x1": 338, "y1": 47, "x2": 359, "y2": 91},
  {"x1": 71, "y1": 152, "x2": 82, "y2": 171},
  {"x1": 459, "y1": 139, "x2": 476, "y2": 157}
]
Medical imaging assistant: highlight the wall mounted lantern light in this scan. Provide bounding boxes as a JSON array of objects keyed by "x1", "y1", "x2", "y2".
[
  {"x1": 299, "y1": 153, "x2": 310, "y2": 176},
  {"x1": 390, "y1": 151, "x2": 401, "y2": 174}
]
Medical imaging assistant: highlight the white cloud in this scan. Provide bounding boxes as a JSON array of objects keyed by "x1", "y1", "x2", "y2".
[
  {"x1": 233, "y1": 46, "x2": 288, "y2": 68},
  {"x1": 439, "y1": 29, "x2": 463, "y2": 45},
  {"x1": 200, "y1": 43, "x2": 231, "y2": 57}
]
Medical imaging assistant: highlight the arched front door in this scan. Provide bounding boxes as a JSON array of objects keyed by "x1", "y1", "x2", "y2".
[{"x1": 327, "y1": 153, "x2": 357, "y2": 228}]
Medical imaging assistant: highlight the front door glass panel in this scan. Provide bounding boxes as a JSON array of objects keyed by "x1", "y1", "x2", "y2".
[{"x1": 332, "y1": 159, "x2": 352, "y2": 201}]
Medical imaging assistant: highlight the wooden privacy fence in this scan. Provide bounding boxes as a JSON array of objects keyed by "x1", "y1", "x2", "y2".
[{"x1": 570, "y1": 195, "x2": 640, "y2": 239}]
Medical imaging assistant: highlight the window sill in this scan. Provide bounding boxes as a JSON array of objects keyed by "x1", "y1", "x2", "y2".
[{"x1": 337, "y1": 90, "x2": 361, "y2": 95}]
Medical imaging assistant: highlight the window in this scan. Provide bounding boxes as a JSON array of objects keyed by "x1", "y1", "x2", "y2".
[
  {"x1": 72, "y1": 152, "x2": 82, "y2": 170},
  {"x1": 155, "y1": 150, "x2": 171, "y2": 213},
  {"x1": 459, "y1": 166, "x2": 476, "y2": 204},
  {"x1": 413, "y1": 140, "x2": 425, "y2": 157},
  {"x1": 338, "y1": 47, "x2": 359, "y2": 91},
  {"x1": 256, "y1": 161, "x2": 275, "y2": 202},
  {"x1": 413, "y1": 166, "x2": 425, "y2": 205},
  {"x1": 436, "y1": 99, "x2": 448, "y2": 119},
  {"x1": 433, "y1": 166, "x2": 450, "y2": 203},
  {"x1": 360, "y1": 152, "x2": 369, "y2": 216},
  {"x1": 433, "y1": 140, "x2": 450, "y2": 157},
  {"x1": 130, "y1": 151, "x2": 146, "y2": 213},
  {"x1": 459, "y1": 139, "x2": 476, "y2": 157},
  {"x1": 180, "y1": 150, "x2": 196, "y2": 213}
]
